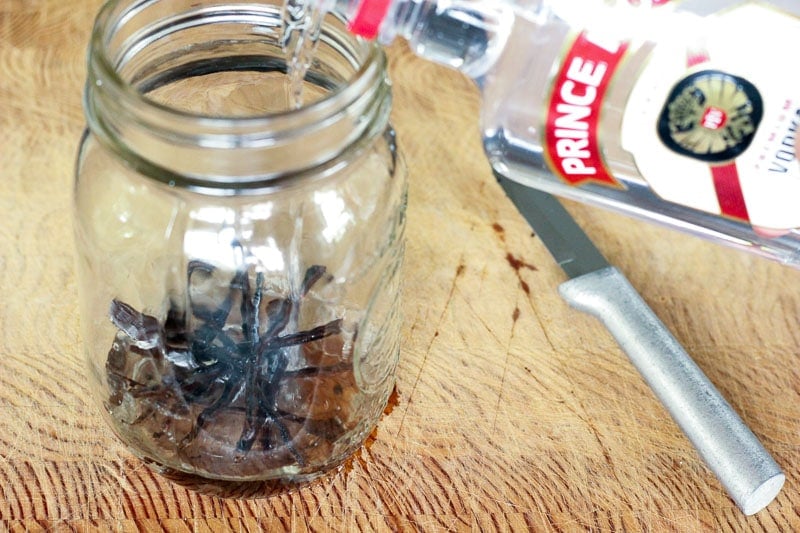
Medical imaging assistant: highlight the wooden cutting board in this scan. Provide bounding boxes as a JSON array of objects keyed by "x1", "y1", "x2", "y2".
[{"x1": 2, "y1": 1, "x2": 800, "y2": 530}]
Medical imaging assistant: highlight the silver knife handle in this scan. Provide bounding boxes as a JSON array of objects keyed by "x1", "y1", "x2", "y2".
[{"x1": 558, "y1": 266, "x2": 784, "y2": 515}]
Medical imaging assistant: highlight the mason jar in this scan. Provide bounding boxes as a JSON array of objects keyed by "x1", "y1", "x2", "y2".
[{"x1": 73, "y1": 0, "x2": 405, "y2": 494}]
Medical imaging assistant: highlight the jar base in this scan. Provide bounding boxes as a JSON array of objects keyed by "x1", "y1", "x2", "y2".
[{"x1": 142, "y1": 457, "x2": 343, "y2": 499}]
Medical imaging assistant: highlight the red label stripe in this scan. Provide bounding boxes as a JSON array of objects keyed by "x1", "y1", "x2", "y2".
[
  {"x1": 711, "y1": 163, "x2": 750, "y2": 221},
  {"x1": 545, "y1": 32, "x2": 628, "y2": 187}
]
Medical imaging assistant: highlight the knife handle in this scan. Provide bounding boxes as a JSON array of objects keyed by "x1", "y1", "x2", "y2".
[{"x1": 558, "y1": 266, "x2": 784, "y2": 515}]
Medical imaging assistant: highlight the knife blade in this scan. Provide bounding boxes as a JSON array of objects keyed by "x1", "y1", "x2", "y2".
[{"x1": 496, "y1": 171, "x2": 784, "y2": 515}]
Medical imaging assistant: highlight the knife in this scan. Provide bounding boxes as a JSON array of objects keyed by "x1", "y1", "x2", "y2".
[{"x1": 495, "y1": 172, "x2": 784, "y2": 515}]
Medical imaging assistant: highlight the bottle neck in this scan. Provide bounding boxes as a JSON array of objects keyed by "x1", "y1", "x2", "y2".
[
  {"x1": 84, "y1": 0, "x2": 392, "y2": 192},
  {"x1": 341, "y1": 0, "x2": 514, "y2": 78}
]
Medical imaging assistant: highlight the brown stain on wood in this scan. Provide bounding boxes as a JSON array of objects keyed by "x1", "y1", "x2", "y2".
[
  {"x1": 383, "y1": 385, "x2": 400, "y2": 417},
  {"x1": 505, "y1": 253, "x2": 537, "y2": 296},
  {"x1": 505, "y1": 253, "x2": 538, "y2": 273},
  {"x1": 492, "y1": 222, "x2": 506, "y2": 242},
  {"x1": 519, "y1": 279, "x2": 531, "y2": 295}
]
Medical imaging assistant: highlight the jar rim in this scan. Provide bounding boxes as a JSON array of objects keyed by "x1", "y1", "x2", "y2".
[
  {"x1": 82, "y1": 0, "x2": 393, "y2": 188},
  {"x1": 89, "y1": 0, "x2": 385, "y2": 125}
]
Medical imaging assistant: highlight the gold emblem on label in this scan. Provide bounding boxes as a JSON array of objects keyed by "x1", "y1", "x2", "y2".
[{"x1": 658, "y1": 70, "x2": 763, "y2": 163}]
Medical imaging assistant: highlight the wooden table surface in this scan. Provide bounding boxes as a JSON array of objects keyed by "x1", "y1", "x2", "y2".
[{"x1": 3, "y1": 1, "x2": 800, "y2": 531}]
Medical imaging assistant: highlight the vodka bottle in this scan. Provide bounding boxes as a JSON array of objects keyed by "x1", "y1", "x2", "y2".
[{"x1": 328, "y1": 0, "x2": 800, "y2": 266}]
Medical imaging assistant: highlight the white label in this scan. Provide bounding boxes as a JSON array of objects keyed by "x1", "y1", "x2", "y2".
[{"x1": 621, "y1": 3, "x2": 800, "y2": 230}]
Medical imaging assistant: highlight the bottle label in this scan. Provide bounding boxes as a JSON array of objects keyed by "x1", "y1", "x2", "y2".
[
  {"x1": 544, "y1": 32, "x2": 628, "y2": 187},
  {"x1": 544, "y1": 2, "x2": 800, "y2": 232}
]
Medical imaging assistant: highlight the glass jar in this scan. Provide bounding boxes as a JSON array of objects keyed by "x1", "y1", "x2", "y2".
[{"x1": 73, "y1": 0, "x2": 405, "y2": 495}]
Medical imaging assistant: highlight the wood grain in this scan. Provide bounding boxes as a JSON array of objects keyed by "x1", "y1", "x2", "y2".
[{"x1": 3, "y1": 1, "x2": 800, "y2": 531}]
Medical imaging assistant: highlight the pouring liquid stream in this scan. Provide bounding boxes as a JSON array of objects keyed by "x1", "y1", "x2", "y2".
[{"x1": 280, "y1": 0, "x2": 326, "y2": 109}]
